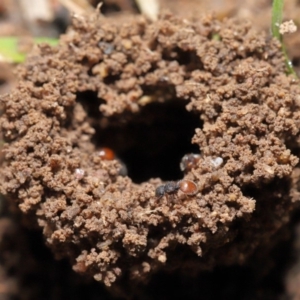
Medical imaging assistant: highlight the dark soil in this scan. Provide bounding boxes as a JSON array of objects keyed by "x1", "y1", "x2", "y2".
[{"x1": 1, "y1": 2, "x2": 300, "y2": 300}]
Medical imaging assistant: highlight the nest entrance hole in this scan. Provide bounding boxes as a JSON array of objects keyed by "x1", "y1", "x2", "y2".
[{"x1": 77, "y1": 91, "x2": 201, "y2": 183}]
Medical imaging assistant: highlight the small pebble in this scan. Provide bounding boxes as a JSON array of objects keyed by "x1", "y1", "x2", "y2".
[
  {"x1": 210, "y1": 157, "x2": 223, "y2": 169},
  {"x1": 74, "y1": 168, "x2": 85, "y2": 180}
]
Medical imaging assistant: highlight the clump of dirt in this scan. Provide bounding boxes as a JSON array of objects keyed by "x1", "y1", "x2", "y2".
[
  {"x1": 0, "y1": 207, "x2": 113, "y2": 300},
  {"x1": 0, "y1": 12, "x2": 300, "y2": 290}
]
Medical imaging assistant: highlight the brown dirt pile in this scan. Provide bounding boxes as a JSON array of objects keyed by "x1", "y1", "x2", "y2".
[{"x1": 0, "y1": 12, "x2": 300, "y2": 287}]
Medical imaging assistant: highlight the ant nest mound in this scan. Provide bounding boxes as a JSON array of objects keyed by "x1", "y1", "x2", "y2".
[{"x1": 1, "y1": 13, "x2": 300, "y2": 287}]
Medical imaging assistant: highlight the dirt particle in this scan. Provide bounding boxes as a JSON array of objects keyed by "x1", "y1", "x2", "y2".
[{"x1": 279, "y1": 20, "x2": 297, "y2": 35}]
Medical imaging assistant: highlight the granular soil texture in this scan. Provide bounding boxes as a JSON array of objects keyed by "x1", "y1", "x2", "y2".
[
  {"x1": 0, "y1": 210, "x2": 114, "y2": 300},
  {"x1": 0, "y1": 12, "x2": 300, "y2": 290}
]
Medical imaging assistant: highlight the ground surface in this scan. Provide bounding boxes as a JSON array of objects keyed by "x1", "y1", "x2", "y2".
[{"x1": 1, "y1": 1, "x2": 300, "y2": 299}]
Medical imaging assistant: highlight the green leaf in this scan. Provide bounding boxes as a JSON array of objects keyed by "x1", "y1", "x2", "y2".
[
  {"x1": 0, "y1": 37, "x2": 25, "y2": 63},
  {"x1": 0, "y1": 37, "x2": 58, "y2": 63}
]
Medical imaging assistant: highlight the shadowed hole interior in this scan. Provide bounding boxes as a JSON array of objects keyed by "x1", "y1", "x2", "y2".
[{"x1": 77, "y1": 91, "x2": 201, "y2": 183}]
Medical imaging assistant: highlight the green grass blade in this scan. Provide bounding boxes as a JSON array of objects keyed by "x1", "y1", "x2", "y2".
[
  {"x1": 271, "y1": 0, "x2": 284, "y2": 41},
  {"x1": 271, "y1": 0, "x2": 297, "y2": 77}
]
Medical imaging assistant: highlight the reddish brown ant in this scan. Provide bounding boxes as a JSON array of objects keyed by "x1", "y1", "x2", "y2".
[
  {"x1": 155, "y1": 179, "x2": 198, "y2": 200},
  {"x1": 97, "y1": 147, "x2": 127, "y2": 176},
  {"x1": 97, "y1": 147, "x2": 115, "y2": 160},
  {"x1": 155, "y1": 181, "x2": 178, "y2": 199},
  {"x1": 177, "y1": 179, "x2": 198, "y2": 195},
  {"x1": 180, "y1": 153, "x2": 201, "y2": 172}
]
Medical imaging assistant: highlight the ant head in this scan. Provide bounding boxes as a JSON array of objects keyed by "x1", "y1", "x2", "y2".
[{"x1": 155, "y1": 185, "x2": 165, "y2": 198}]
